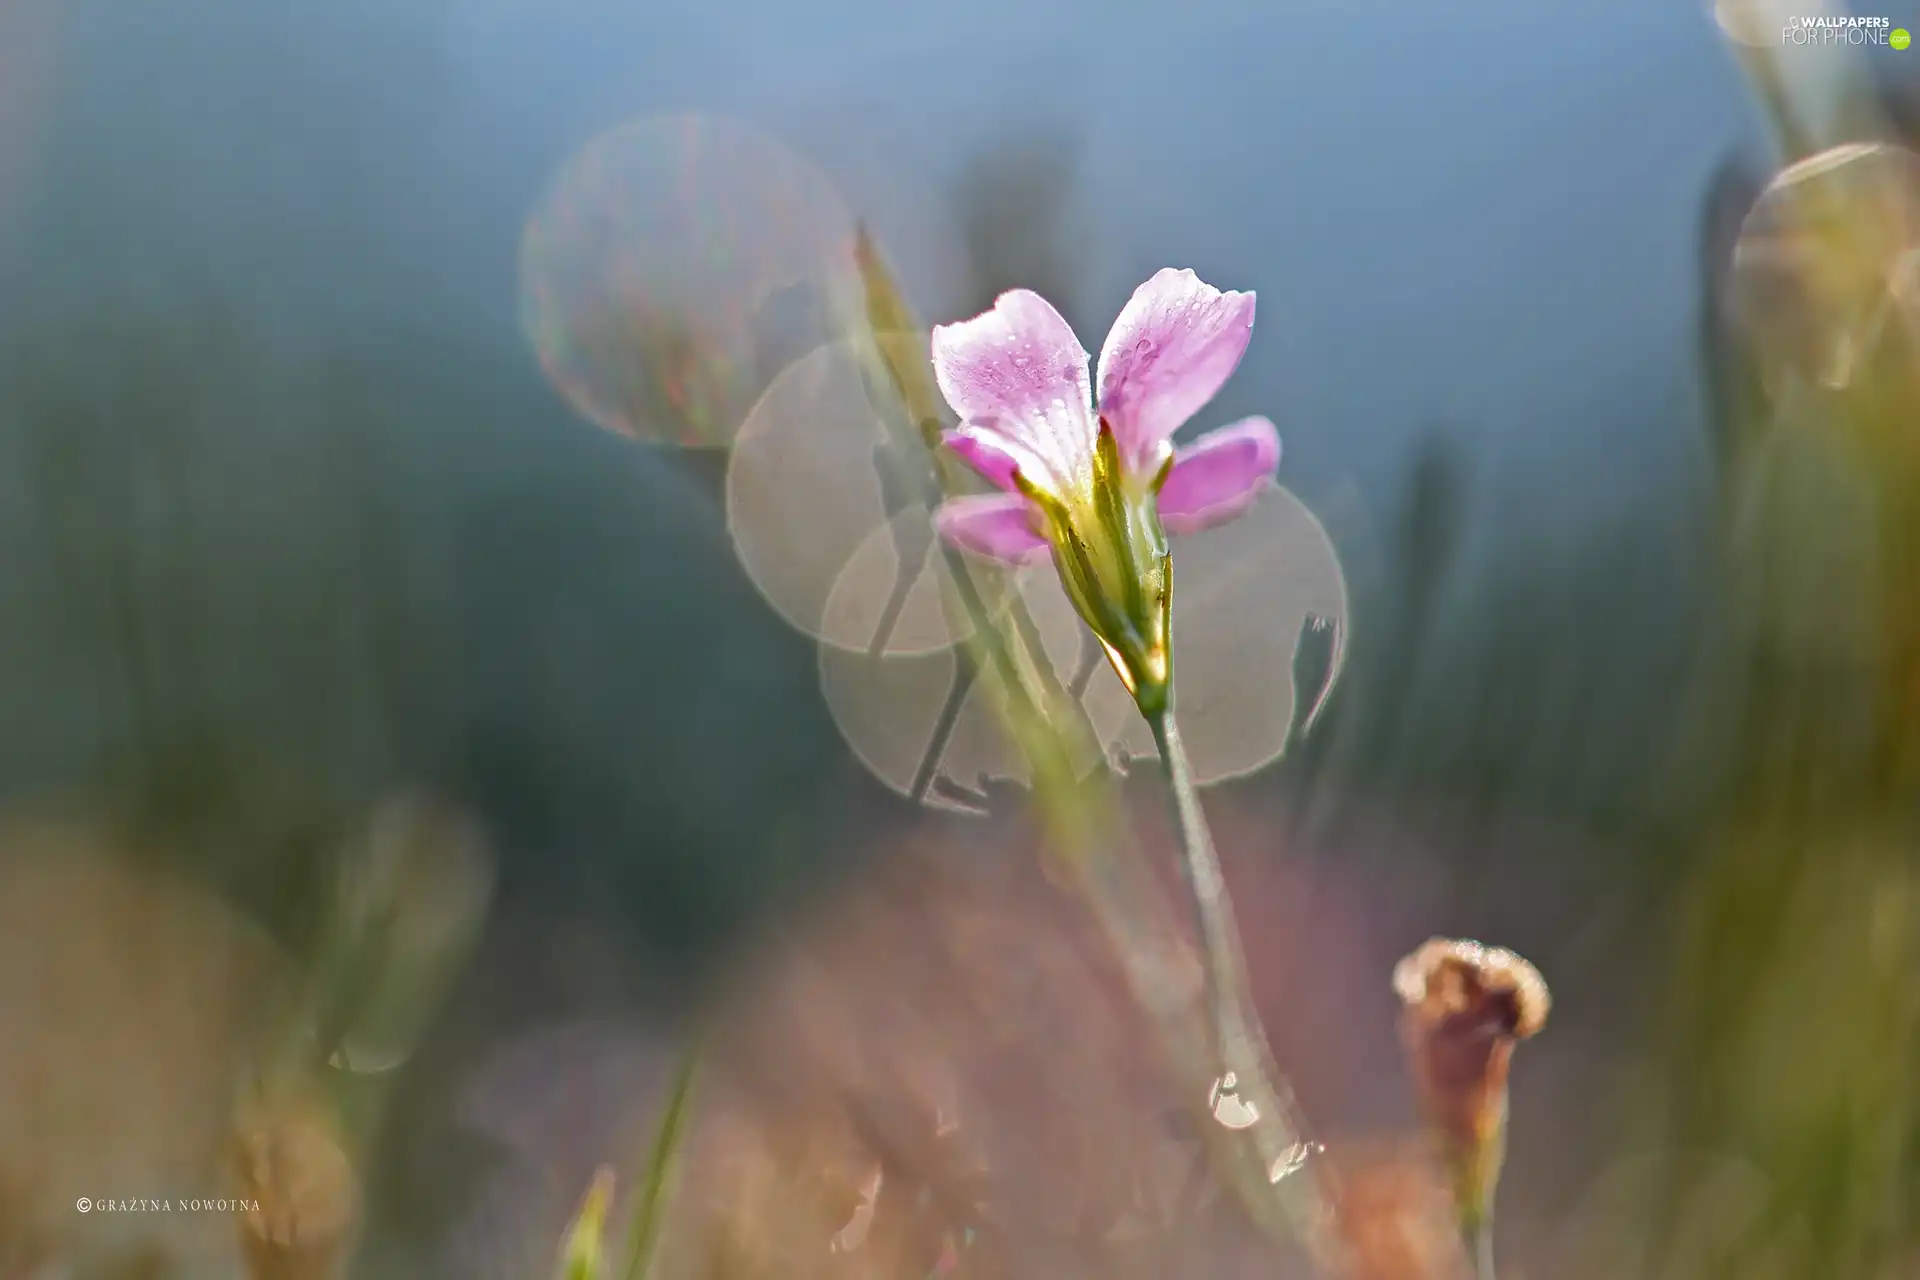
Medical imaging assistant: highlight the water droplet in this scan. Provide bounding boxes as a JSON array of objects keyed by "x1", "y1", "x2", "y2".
[
  {"x1": 1133, "y1": 338, "x2": 1154, "y2": 355},
  {"x1": 1267, "y1": 1142, "x2": 1321, "y2": 1185},
  {"x1": 1209, "y1": 1073, "x2": 1261, "y2": 1130}
]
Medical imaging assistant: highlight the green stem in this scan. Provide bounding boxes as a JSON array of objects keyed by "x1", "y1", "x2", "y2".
[
  {"x1": 1146, "y1": 706, "x2": 1336, "y2": 1267},
  {"x1": 1470, "y1": 1219, "x2": 1496, "y2": 1280},
  {"x1": 938, "y1": 506, "x2": 1336, "y2": 1268},
  {"x1": 623, "y1": 1037, "x2": 701, "y2": 1280},
  {"x1": 1464, "y1": 1141, "x2": 1501, "y2": 1280}
]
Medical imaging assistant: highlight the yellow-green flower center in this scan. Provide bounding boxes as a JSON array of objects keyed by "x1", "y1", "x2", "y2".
[{"x1": 1015, "y1": 417, "x2": 1176, "y2": 716}]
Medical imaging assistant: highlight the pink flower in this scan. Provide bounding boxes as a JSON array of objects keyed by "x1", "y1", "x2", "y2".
[
  {"x1": 929, "y1": 268, "x2": 1280, "y2": 565},
  {"x1": 926, "y1": 269, "x2": 1280, "y2": 713}
]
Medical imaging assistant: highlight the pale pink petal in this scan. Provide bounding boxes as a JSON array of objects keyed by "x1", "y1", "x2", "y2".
[
  {"x1": 941, "y1": 426, "x2": 1026, "y2": 493},
  {"x1": 930, "y1": 290, "x2": 1096, "y2": 491},
  {"x1": 933, "y1": 492, "x2": 1051, "y2": 563},
  {"x1": 1096, "y1": 268, "x2": 1256, "y2": 470},
  {"x1": 1155, "y1": 416, "x2": 1281, "y2": 535}
]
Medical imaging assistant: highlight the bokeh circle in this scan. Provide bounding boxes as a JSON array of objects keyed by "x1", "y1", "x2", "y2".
[
  {"x1": 820, "y1": 483, "x2": 1350, "y2": 812},
  {"x1": 1730, "y1": 142, "x2": 1920, "y2": 392},
  {"x1": 727, "y1": 333, "x2": 999, "y2": 656},
  {"x1": 521, "y1": 113, "x2": 861, "y2": 447}
]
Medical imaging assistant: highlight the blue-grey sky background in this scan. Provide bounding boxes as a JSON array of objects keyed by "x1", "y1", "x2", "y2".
[{"x1": 2, "y1": 0, "x2": 1795, "y2": 531}]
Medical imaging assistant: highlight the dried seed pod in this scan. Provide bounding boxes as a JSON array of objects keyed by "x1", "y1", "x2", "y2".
[{"x1": 1392, "y1": 938, "x2": 1550, "y2": 1238}]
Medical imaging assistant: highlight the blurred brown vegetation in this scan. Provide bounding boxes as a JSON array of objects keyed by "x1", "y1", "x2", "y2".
[{"x1": 0, "y1": 815, "x2": 357, "y2": 1279}]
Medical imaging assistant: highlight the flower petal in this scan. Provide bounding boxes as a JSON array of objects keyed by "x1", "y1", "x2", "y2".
[
  {"x1": 932, "y1": 492, "x2": 1051, "y2": 564},
  {"x1": 1096, "y1": 268, "x2": 1256, "y2": 470},
  {"x1": 1155, "y1": 416, "x2": 1281, "y2": 535},
  {"x1": 941, "y1": 426, "x2": 1026, "y2": 493},
  {"x1": 930, "y1": 290, "x2": 1096, "y2": 495}
]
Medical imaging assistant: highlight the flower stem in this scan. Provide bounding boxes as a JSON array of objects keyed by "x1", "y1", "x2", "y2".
[
  {"x1": 622, "y1": 1036, "x2": 701, "y2": 1280},
  {"x1": 1469, "y1": 1218, "x2": 1496, "y2": 1280},
  {"x1": 1146, "y1": 706, "x2": 1337, "y2": 1267},
  {"x1": 839, "y1": 282, "x2": 1338, "y2": 1265}
]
